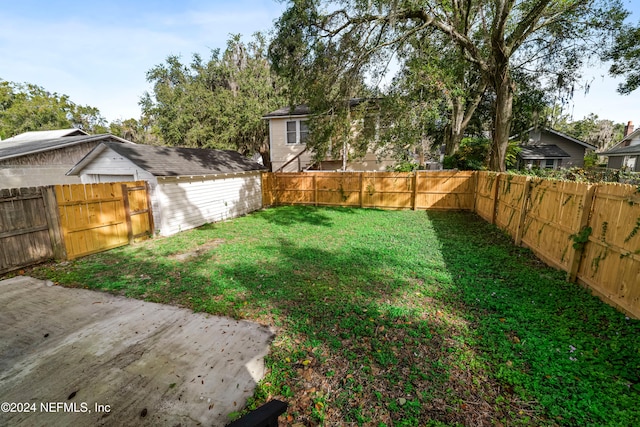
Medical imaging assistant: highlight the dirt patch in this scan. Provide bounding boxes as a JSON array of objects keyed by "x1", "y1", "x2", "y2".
[{"x1": 169, "y1": 239, "x2": 225, "y2": 261}]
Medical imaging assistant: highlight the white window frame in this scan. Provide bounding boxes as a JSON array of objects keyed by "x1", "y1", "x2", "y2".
[
  {"x1": 624, "y1": 156, "x2": 637, "y2": 170},
  {"x1": 285, "y1": 119, "x2": 308, "y2": 145}
]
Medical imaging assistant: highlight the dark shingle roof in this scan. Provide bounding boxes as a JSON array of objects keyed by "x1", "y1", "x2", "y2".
[
  {"x1": 262, "y1": 98, "x2": 370, "y2": 118},
  {"x1": 0, "y1": 134, "x2": 128, "y2": 161},
  {"x1": 93, "y1": 141, "x2": 265, "y2": 176},
  {"x1": 601, "y1": 144, "x2": 640, "y2": 156},
  {"x1": 519, "y1": 144, "x2": 571, "y2": 160}
]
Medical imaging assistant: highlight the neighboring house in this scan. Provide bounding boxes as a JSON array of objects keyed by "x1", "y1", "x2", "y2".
[
  {"x1": 515, "y1": 127, "x2": 597, "y2": 170},
  {"x1": 0, "y1": 129, "x2": 132, "y2": 189},
  {"x1": 67, "y1": 141, "x2": 265, "y2": 236},
  {"x1": 262, "y1": 99, "x2": 395, "y2": 172},
  {"x1": 601, "y1": 121, "x2": 640, "y2": 171}
]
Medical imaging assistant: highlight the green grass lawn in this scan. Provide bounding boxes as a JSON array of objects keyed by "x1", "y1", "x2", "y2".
[{"x1": 27, "y1": 206, "x2": 640, "y2": 426}]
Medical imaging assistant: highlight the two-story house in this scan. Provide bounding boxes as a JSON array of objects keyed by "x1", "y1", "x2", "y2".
[{"x1": 262, "y1": 100, "x2": 395, "y2": 172}]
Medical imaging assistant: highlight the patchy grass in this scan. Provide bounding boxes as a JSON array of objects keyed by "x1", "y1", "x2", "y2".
[{"x1": 24, "y1": 206, "x2": 640, "y2": 426}]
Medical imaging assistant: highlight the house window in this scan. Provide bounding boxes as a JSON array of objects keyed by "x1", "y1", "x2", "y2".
[
  {"x1": 286, "y1": 120, "x2": 308, "y2": 144},
  {"x1": 544, "y1": 159, "x2": 556, "y2": 169},
  {"x1": 624, "y1": 156, "x2": 637, "y2": 170}
]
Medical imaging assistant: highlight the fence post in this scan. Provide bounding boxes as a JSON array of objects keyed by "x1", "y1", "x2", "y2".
[
  {"x1": 144, "y1": 181, "x2": 155, "y2": 236},
  {"x1": 514, "y1": 176, "x2": 532, "y2": 246},
  {"x1": 491, "y1": 173, "x2": 501, "y2": 224},
  {"x1": 42, "y1": 185, "x2": 67, "y2": 260},
  {"x1": 412, "y1": 171, "x2": 419, "y2": 210},
  {"x1": 122, "y1": 184, "x2": 134, "y2": 245},
  {"x1": 472, "y1": 171, "x2": 478, "y2": 213},
  {"x1": 567, "y1": 184, "x2": 596, "y2": 283},
  {"x1": 313, "y1": 174, "x2": 318, "y2": 207},
  {"x1": 359, "y1": 172, "x2": 364, "y2": 208}
]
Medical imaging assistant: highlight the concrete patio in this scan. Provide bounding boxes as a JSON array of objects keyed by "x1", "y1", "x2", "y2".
[{"x1": 0, "y1": 276, "x2": 275, "y2": 426}]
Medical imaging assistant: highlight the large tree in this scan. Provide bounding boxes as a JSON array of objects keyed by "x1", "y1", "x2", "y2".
[
  {"x1": 141, "y1": 33, "x2": 285, "y2": 167},
  {"x1": 270, "y1": 0, "x2": 629, "y2": 171},
  {"x1": 0, "y1": 80, "x2": 107, "y2": 139},
  {"x1": 605, "y1": 21, "x2": 640, "y2": 95}
]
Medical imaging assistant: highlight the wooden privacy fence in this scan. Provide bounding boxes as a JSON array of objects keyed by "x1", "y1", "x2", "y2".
[
  {"x1": 0, "y1": 186, "x2": 65, "y2": 274},
  {"x1": 0, "y1": 181, "x2": 153, "y2": 273},
  {"x1": 262, "y1": 171, "x2": 476, "y2": 210},
  {"x1": 476, "y1": 171, "x2": 640, "y2": 319},
  {"x1": 56, "y1": 181, "x2": 154, "y2": 259}
]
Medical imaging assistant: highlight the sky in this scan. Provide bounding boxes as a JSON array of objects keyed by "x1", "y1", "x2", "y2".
[{"x1": 1, "y1": 0, "x2": 639, "y2": 126}]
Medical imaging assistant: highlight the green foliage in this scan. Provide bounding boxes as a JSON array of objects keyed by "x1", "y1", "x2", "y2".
[
  {"x1": 511, "y1": 167, "x2": 640, "y2": 185},
  {"x1": 269, "y1": 0, "x2": 630, "y2": 172},
  {"x1": 142, "y1": 33, "x2": 286, "y2": 165},
  {"x1": 443, "y1": 137, "x2": 520, "y2": 170},
  {"x1": 0, "y1": 80, "x2": 107, "y2": 139},
  {"x1": 605, "y1": 22, "x2": 640, "y2": 94},
  {"x1": 443, "y1": 137, "x2": 489, "y2": 170},
  {"x1": 570, "y1": 226, "x2": 592, "y2": 251}
]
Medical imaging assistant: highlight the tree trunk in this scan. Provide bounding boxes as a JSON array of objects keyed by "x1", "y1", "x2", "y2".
[
  {"x1": 489, "y1": 68, "x2": 514, "y2": 172},
  {"x1": 444, "y1": 96, "x2": 465, "y2": 156},
  {"x1": 259, "y1": 138, "x2": 272, "y2": 171}
]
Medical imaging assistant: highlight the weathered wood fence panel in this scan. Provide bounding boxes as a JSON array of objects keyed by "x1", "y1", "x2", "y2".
[
  {"x1": 262, "y1": 171, "x2": 476, "y2": 211},
  {"x1": 0, "y1": 186, "x2": 64, "y2": 274},
  {"x1": 55, "y1": 181, "x2": 153, "y2": 260}
]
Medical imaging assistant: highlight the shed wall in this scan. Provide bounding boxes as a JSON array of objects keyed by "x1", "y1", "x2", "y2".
[
  {"x1": 541, "y1": 131, "x2": 587, "y2": 167},
  {"x1": 156, "y1": 172, "x2": 262, "y2": 236}
]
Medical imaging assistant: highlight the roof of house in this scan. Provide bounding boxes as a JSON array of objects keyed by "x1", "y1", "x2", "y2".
[
  {"x1": 2, "y1": 128, "x2": 88, "y2": 142},
  {"x1": 519, "y1": 144, "x2": 571, "y2": 160},
  {"x1": 68, "y1": 141, "x2": 266, "y2": 177},
  {"x1": 513, "y1": 127, "x2": 597, "y2": 150},
  {"x1": 262, "y1": 98, "x2": 370, "y2": 119},
  {"x1": 601, "y1": 127, "x2": 640, "y2": 154},
  {"x1": 600, "y1": 143, "x2": 640, "y2": 157},
  {"x1": 0, "y1": 133, "x2": 131, "y2": 162}
]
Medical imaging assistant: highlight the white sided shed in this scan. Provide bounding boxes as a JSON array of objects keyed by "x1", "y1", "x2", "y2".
[{"x1": 67, "y1": 142, "x2": 265, "y2": 236}]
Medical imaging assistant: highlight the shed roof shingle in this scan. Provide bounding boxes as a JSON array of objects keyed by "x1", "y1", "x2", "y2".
[
  {"x1": 70, "y1": 141, "x2": 265, "y2": 176},
  {"x1": 0, "y1": 134, "x2": 129, "y2": 161},
  {"x1": 519, "y1": 144, "x2": 571, "y2": 160}
]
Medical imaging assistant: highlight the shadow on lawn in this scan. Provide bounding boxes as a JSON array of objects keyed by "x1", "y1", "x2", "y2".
[
  {"x1": 253, "y1": 205, "x2": 358, "y2": 227},
  {"x1": 425, "y1": 210, "x2": 640, "y2": 426}
]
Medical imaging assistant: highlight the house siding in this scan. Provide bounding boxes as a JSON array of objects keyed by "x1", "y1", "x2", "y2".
[
  {"x1": 0, "y1": 142, "x2": 103, "y2": 189},
  {"x1": 155, "y1": 172, "x2": 262, "y2": 236},
  {"x1": 607, "y1": 156, "x2": 624, "y2": 169},
  {"x1": 270, "y1": 117, "x2": 314, "y2": 172},
  {"x1": 77, "y1": 148, "x2": 149, "y2": 180},
  {"x1": 540, "y1": 131, "x2": 588, "y2": 167},
  {"x1": 269, "y1": 116, "x2": 394, "y2": 172}
]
